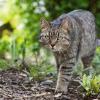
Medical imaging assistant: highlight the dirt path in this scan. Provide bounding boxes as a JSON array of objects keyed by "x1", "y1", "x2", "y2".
[{"x1": 0, "y1": 68, "x2": 100, "y2": 100}]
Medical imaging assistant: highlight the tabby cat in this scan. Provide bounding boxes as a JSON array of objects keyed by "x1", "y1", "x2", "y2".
[{"x1": 39, "y1": 10, "x2": 96, "y2": 93}]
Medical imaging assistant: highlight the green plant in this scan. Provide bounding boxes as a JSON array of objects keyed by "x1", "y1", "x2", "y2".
[
  {"x1": 10, "y1": 39, "x2": 18, "y2": 62},
  {"x1": 0, "y1": 59, "x2": 10, "y2": 70},
  {"x1": 28, "y1": 49, "x2": 56, "y2": 80},
  {"x1": 81, "y1": 74, "x2": 100, "y2": 96},
  {"x1": 92, "y1": 47, "x2": 100, "y2": 75}
]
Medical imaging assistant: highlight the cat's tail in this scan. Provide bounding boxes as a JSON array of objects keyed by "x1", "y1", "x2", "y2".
[{"x1": 96, "y1": 39, "x2": 100, "y2": 46}]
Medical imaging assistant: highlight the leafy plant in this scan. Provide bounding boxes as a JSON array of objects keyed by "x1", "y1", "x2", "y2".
[
  {"x1": 28, "y1": 49, "x2": 56, "y2": 80},
  {"x1": 10, "y1": 39, "x2": 18, "y2": 62},
  {"x1": 92, "y1": 47, "x2": 100, "y2": 75},
  {"x1": 81, "y1": 74, "x2": 100, "y2": 96},
  {"x1": 0, "y1": 59, "x2": 10, "y2": 70}
]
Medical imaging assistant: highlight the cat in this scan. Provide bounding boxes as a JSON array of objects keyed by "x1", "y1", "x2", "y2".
[{"x1": 39, "y1": 9, "x2": 96, "y2": 93}]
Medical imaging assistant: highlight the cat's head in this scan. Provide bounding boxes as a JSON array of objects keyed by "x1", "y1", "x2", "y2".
[{"x1": 39, "y1": 17, "x2": 71, "y2": 52}]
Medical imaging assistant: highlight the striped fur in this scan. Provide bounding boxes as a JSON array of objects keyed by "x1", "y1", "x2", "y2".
[{"x1": 40, "y1": 10, "x2": 96, "y2": 93}]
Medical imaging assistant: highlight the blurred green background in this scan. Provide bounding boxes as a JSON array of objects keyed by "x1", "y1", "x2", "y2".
[{"x1": 0, "y1": 0, "x2": 100, "y2": 78}]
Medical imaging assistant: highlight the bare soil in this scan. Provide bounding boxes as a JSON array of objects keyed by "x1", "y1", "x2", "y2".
[{"x1": 0, "y1": 68, "x2": 100, "y2": 100}]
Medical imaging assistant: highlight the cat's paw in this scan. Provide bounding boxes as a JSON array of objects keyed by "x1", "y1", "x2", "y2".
[{"x1": 55, "y1": 85, "x2": 68, "y2": 94}]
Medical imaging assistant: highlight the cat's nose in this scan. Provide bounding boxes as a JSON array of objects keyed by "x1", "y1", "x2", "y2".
[{"x1": 50, "y1": 43, "x2": 55, "y2": 48}]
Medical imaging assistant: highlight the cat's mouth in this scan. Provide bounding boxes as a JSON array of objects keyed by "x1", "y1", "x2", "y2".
[
  {"x1": 50, "y1": 47, "x2": 62, "y2": 52},
  {"x1": 52, "y1": 49, "x2": 57, "y2": 52}
]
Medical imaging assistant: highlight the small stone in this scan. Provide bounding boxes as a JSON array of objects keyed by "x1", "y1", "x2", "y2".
[
  {"x1": 41, "y1": 80, "x2": 53, "y2": 86},
  {"x1": 54, "y1": 93, "x2": 62, "y2": 98}
]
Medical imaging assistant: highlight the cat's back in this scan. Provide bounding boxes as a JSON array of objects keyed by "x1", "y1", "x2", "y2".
[
  {"x1": 67, "y1": 9, "x2": 96, "y2": 34},
  {"x1": 68, "y1": 10, "x2": 96, "y2": 57},
  {"x1": 68, "y1": 9, "x2": 95, "y2": 20},
  {"x1": 55, "y1": 9, "x2": 95, "y2": 29}
]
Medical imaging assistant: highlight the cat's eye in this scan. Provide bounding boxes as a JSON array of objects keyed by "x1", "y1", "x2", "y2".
[
  {"x1": 61, "y1": 37, "x2": 64, "y2": 39},
  {"x1": 40, "y1": 35, "x2": 47, "y2": 38},
  {"x1": 44, "y1": 35, "x2": 49, "y2": 38}
]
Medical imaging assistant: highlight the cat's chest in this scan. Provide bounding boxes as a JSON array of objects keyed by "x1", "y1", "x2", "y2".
[{"x1": 54, "y1": 52, "x2": 69, "y2": 62}]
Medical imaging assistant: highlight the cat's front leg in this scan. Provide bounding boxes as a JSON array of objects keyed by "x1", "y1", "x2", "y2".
[{"x1": 55, "y1": 63, "x2": 75, "y2": 94}]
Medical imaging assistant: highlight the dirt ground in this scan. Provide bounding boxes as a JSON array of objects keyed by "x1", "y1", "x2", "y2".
[{"x1": 0, "y1": 68, "x2": 100, "y2": 100}]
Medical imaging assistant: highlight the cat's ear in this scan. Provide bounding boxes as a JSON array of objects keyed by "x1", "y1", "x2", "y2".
[
  {"x1": 40, "y1": 17, "x2": 50, "y2": 32},
  {"x1": 60, "y1": 18, "x2": 69, "y2": 32}
]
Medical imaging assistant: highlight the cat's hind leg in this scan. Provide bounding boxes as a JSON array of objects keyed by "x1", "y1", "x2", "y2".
[{"x1": 82, "y1": 53, "x2": 95, "y2": 75}]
